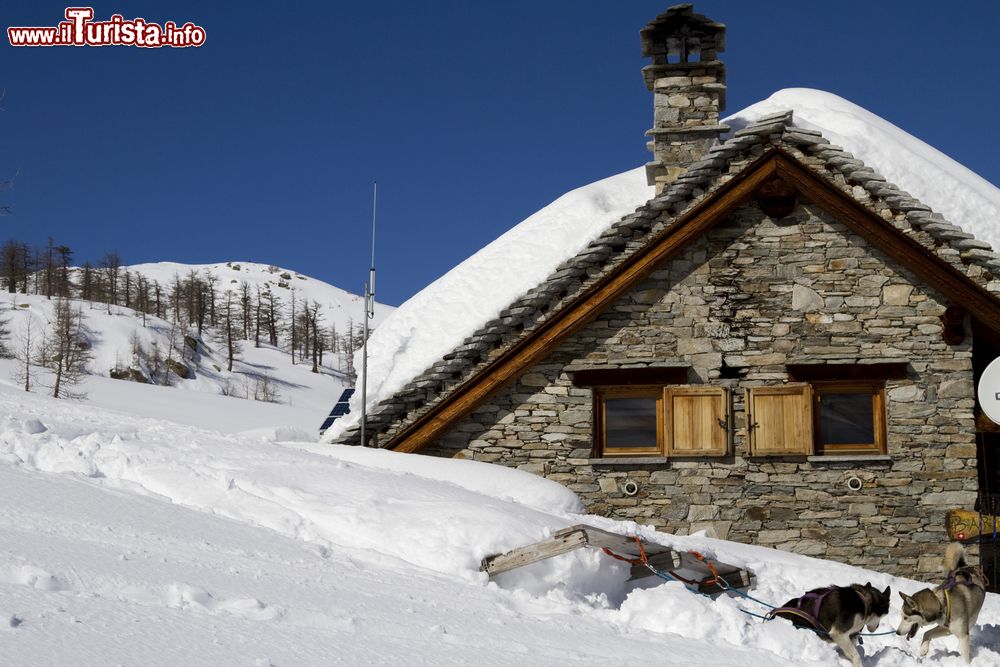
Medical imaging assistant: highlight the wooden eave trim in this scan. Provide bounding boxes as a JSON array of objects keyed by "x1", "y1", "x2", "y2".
[{"x1": 386, "y1": 148, "x2": 1000, "y2": 453}]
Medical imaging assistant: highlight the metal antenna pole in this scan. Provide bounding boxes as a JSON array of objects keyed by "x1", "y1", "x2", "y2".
[{"x1": 361, "y1": 183, "x2": 377, "y2": 447}]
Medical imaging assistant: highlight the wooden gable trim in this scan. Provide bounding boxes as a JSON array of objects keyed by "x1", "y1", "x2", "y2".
[{"x1": 385, "y1": 149, "x2": 1000, "y2": 453}]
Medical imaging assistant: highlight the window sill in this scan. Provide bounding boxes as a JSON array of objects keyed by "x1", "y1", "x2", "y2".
[
  {"x1": 589, "y1": 457, "x2": 669, "y2": 466},
  {"x1": 807, "y1": 455, "x2": 892, "y2": 464}
]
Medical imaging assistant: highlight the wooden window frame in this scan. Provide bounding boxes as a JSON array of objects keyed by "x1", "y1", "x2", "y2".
[
  {"x1": 811, "y1": 380, "x2": 887, "y2": 456},
  {"x1": 594, "y1": 386, "x2": 664, "y2": 457},
  {"x1": 747, "y1": 381, "x2": 888, "y2": 457},
  {"x1": 593, "y1": 384, "x2": 730, "y2": 458}
]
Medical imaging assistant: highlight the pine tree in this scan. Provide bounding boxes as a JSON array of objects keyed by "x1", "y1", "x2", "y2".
[
  {"x1": 80, "y1": 262, "x2": 95, "y2": 302},
  {"x1": 1, "y1": 240, "x2": 26, "y2": 293},
  {"x1": 56, "y1": 245, "x2": 73, "y2": 297},
  {"x1": 288, "y1": 288, "x2": 297, "y2": 364},
  {"x1": 99, "y1": 251, "x2": 122, "y2": 309},
  {"x1": 215, "y1": 289, "x2": 241, "y2": 372},
  {"x1": 12, "y1": 308, "x2": 37, "y2": 391},
  {"x1": 240, "y1": 280, "x2": 252, "y2": 341},
  {"x1": 149, "y1": 341, "x2": 163, "y2": 384},
  {"x1": 262, "y1": 287, "x2": 280, "y2": 347},
  {"x1": 308, "y1": 300, "x2": 323, "y2": 373},
  {"x1": 42, "y1": 298, "x2": 92, "y2": 399},
  {"x1": 42, "y1": 237, "x2": 55, "y2": 299}
]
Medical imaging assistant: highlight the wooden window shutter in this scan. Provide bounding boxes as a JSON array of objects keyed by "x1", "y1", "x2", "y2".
[
  {"x1": 746, "y1": 384, "x2": 814, "y2": 456},
  {"x1": 664, "y1": 386, "x2": 729, "y2": 457}
]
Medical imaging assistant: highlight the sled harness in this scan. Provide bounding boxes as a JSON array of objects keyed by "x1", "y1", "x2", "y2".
[{"x1": 763, "y1": 587, "x2": 835, "y2": 633}]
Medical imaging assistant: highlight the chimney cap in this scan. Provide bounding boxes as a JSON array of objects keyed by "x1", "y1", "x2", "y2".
[{"x1": 641, "y1": 4, "x2": 726, "y2": 62}]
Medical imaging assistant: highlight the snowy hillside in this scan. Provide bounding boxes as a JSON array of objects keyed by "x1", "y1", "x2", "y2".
[
  {"x1": 326, "y1": 87, "x2": 1000, "y2": 442},
  {"x1": 0, "y1": 260, "x2": 394, "y2": 436},
  {"x1": 1, "y1": 384, "x2": 998, "y2": 665},
  {"x1": 0, "y1": 294, "x2": 343, "y2": 435},
  {"x1": 127, "y1": 261, "x2": 393, "y2": 334}
]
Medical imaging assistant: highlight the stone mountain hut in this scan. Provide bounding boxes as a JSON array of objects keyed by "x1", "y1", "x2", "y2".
[{"x1": 327, "y1": 4, "x2": 1000, "y2": 585}]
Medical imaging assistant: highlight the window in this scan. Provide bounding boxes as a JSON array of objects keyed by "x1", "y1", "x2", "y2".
[
  {"x1": 812, "y1": 381, "x2": 886, "y2": 455},
  {"x1": 594, "y1": 385, "x2": 730, "y2": 458},
  {"x1": 597, "y1": 387, "x2": 663, "y2": 456},
  {"x1": 746, "y1": 381, "x2": 886, "y2": 457}
]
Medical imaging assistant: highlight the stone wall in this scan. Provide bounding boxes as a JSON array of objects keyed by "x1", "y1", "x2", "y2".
[{"x1": 427, "y1": 200, "x2": 978, "y2": 575}]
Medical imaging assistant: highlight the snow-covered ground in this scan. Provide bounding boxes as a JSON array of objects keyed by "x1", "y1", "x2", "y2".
[
  {"x1": 326, "y1": 88, "x2": 1000, "y2": 442},
  {"x1": 1, "y1": 382, "x2": 998, "y2": 665},
  {"x1": 0, "y1": 294, "x2": 342, "y2": 435}
]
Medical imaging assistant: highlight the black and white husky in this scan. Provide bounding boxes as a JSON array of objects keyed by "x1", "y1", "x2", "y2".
[
  {"x1": 897, "y1": 542, "x2": 986, "y2": 664},
  {"x1": 770, "y1": 582, "x2": 891, "y2": 667}
]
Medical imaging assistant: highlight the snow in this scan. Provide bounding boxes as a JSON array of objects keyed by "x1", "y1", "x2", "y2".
[
  {"x1": 0, "y1": 257, "x2": 396, "y2": 437},
  {"x1": 726, "y1": 88, "x2": 1000, "y2": 253},
  {"x1": 1, "y1": 383, "x2": 999, "y2": 665},
  {"x1": 326, "y1": 87, "x2": 1000, "y2": 442}
]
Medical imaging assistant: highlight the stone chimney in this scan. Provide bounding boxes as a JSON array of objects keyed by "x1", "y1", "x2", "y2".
[{"x1": 641, "y1": 4, "x2": 728, "y2": 193}]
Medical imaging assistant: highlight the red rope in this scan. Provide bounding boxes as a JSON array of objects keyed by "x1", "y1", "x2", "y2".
[
  {"x1": 600, "y1": 536, "x2": 648, "y2": 566},
  {"x1": 599, "y1": 538, "x2": 724, "y2": 590},
  {"x1": 687, "y1": 550, "x2": 722, "y2": 587}
]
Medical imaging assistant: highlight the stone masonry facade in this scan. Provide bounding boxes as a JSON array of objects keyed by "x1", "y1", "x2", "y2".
[{"x1": 426, "y1": 199, "x2": 979, "y2": 576}]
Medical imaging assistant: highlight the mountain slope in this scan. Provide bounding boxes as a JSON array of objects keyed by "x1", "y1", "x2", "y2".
[
  {"x1": 0, "y1": 261, "x2": 392, "y2": 436},
  {"x1": 127, "y1": 261, "x2": 393, "y2": 335}
]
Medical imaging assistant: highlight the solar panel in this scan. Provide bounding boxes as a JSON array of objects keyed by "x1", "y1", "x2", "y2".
[{"x1": 319, "y1": 388, "x2": 356, "y2": 434}]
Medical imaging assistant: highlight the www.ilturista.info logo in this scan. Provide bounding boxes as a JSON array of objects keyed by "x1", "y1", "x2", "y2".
[{"x1": 8, "y1": 7, "x2": 206, "y2": 48}]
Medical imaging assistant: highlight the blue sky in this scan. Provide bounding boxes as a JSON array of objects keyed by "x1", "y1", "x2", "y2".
[{"x1": 2, "y1": 1, "x2": 998, "y2": 306}]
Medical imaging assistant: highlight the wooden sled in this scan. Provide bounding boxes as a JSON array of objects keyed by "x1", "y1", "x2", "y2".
[
  {"x1": 947, "y1": 508, "x2": 1000, "y2": 542},
  {"x1": 480, "y1": 524, "x2": 754, "y2": 595}
]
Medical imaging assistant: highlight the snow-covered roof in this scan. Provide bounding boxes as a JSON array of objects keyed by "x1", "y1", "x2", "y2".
[
  {"x1": 732, "y1": 89, "x2": 1000, "y2": 251},
  {"x1": 324, "y1": 88, "x2": 1000, "y2": 443},
  {"x1": 321, "y1": 169, "x2": 656, "y2": 440}
]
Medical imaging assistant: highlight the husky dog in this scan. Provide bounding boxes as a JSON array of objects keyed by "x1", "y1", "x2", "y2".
[
  {"x1": 897, "y1": 542, "x2": 986, "y2": 664},
  {"x1": 771, "y1": 582, "x2": 891, "y2": 667}
]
